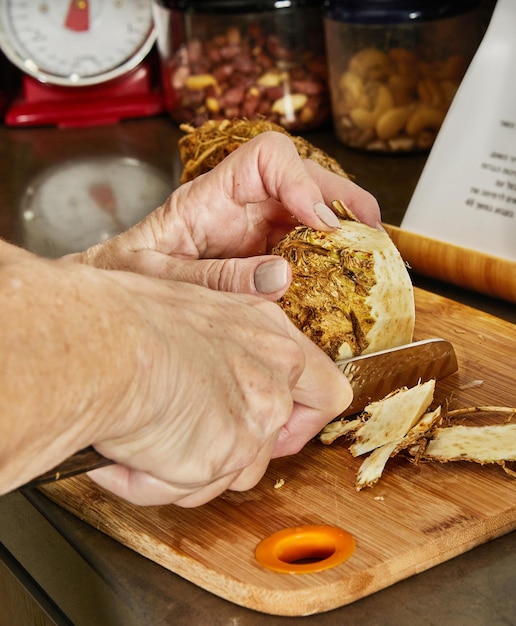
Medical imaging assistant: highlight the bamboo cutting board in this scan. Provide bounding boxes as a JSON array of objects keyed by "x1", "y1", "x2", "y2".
[
  {"x1": 384, "y1": 224, "x2": 516, "y2": 304},
  {"x1": 40, "y1": 288, "x2": 516, "y2": 617}
]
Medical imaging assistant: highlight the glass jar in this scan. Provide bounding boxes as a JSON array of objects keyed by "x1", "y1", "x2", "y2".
[
  {"x1": 152, "y1": 0, "x2": 331, "y2": 131},
  {"x1": 323, "y1": 0, "x2": 482, "y2": 152}
]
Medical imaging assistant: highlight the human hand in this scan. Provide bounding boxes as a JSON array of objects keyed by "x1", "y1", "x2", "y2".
[
  {"x1": 73, "y1": 132, "x2": 381, "y2": 300},
  {"x1": 85, "y1": 273, "x2": 351, "y2": 507}
]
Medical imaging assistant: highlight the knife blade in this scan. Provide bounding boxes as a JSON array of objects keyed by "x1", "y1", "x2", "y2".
[
  {"x1": 336, "y1": 337, "x2": 458, "y2": 418},
  {"x1": 24, "y1": 337, "x2": 457, "y2": 489}
]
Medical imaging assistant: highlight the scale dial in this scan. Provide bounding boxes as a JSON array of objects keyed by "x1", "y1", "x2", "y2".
[
  {"x1": 0, "y1": 0, "x2": 156, "y2": 86},
  {"x1": 21, "y1": 156, "x2": 172, "y2": 257}
]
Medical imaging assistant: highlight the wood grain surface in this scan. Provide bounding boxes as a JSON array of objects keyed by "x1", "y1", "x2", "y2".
[
  {"x1": 384, "y1": 224, "x2": 516, "y2": 304},
  {"x1": 39, "y1": 288, "x2": 516, "y2": 617}
]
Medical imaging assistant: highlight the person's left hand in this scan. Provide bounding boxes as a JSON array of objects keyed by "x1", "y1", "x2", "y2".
[{"x1": 71, "y1": 131, "x2": 381, "y2": 300}]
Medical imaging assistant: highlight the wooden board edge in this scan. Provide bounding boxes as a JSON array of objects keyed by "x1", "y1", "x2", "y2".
[
  {"x1": 38, "y1": 482, "x2": 516, "y2": 617},
  {"x1": 385, "y1": 224, "x2": 516, "y2": 304}
]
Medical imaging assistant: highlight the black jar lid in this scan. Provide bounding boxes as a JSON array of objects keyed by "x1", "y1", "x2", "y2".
[
  {"x1": 323, "y1": 0, "x2": 480, "y2": 23},
  {"x1": 156, "y1": 0, "x2": 322, "y2": 12}
]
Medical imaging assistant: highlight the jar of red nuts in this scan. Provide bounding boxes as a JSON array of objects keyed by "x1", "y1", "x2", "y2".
[
  {"x1": 323, "y1": 0, "x2": 483, "y2": 152},
  {"x1": 152, "y1": 0, "x2": 331, "y2": 131}
]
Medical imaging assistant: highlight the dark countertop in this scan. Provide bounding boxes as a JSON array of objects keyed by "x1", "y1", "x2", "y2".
[{"x1": 0, "y1": 115, "x2": 514, "y2": 626}]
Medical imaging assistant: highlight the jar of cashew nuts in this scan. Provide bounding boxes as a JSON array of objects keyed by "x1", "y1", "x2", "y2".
[
  {"x1": 323, "y1": 0, "x2": 482, "y2": 152},
  {"x1": 152, "y1": 0, "x2": 331, "y2": 131}
]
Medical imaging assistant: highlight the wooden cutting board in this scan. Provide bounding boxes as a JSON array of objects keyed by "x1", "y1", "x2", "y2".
[{"x1": 40, "y1": 287, "x2": 516, "y2": 617}]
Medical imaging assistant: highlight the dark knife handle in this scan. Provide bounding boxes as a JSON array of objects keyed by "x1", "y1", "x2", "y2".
[{"x1": 23, "y1": 446, "x2": 113, "y2": 489}]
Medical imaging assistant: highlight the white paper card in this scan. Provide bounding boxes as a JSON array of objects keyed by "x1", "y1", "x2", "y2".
[{"x1": 402, "y1": 0, "x2": 516, "y2": 262}]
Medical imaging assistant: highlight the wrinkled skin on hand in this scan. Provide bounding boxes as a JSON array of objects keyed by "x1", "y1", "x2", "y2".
[
  {"x1": 73, "y1": 131, "x2": 381, "y2": 301},
  {"x1": 85, "y1": 273, "x2": 352, "y2": 507}
]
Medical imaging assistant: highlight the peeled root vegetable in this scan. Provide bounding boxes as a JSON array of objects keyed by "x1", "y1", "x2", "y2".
[
  {"x1": 349, "y1": 379, "x2": 436, "y2": 457},
  {"x1": 422, "y1": 424, "x2": 516, "y2": 463},
  {"x1": 320, "y1": 380, "x2": 516, "y2": 490},
  {"x1": 272, "y1": 200, "x2": 415, "y2": 360}
]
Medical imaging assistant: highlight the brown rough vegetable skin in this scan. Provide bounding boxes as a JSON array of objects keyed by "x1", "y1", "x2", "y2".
[{"x1": 178, "y1": 118, "x2": 348, "y2": 184}]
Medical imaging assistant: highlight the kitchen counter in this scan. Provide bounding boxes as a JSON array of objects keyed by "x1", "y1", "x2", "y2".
[{"x1": 0, "y1": 116, "x2": 514, "y2": 626}]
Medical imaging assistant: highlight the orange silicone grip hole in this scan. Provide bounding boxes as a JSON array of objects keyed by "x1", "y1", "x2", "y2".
[{"x1": 255, "y1": 524, "x2": 355, "y2": 574}]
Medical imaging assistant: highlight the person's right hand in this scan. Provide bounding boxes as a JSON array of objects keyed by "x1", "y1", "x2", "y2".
[
  {"x1": 1, "y1": 253, "x2": 351, "y2": 506},
  {"x1": 82, "y1": 268, "x2": 352, "y2": 508}
]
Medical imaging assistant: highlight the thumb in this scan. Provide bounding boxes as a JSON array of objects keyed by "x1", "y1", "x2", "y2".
[{"x1": 126, "y1": 250, "x2": 292, "y2": 299}]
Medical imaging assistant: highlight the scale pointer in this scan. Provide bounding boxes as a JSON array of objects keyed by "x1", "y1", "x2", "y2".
[{"x1": 65, "y1": 0, "x2": 90, "y2": 32}]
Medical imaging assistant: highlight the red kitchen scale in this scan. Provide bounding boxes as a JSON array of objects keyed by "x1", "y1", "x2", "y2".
[{"x1": 0, "y1": 0, "x2": 166, "y2": 128}]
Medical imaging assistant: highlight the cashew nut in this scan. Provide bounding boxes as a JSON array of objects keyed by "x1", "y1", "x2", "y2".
[
  {"x1": 185, "y1": 73, "x2": 218, "y2": 90},
  {"x1": 205, "y1": 97, "x2": 220, "y2": 114},
  {"x1": 258, "y1": 71, "x2": 287, "y2": 88},
  {"x1": 271, "y1": 93, "x2": 308, "y2": 116},
  {"x1": 417, "y1": 78, "x2": 445, "y2": 108},
  {"x1": 350, "y1": 85, "x2": 394, "y2": 130},
  {"x1": 334, "y1": 44, "x2": 467, "y2": 151},
  {"x1": 375, "y1": 106, "x2": 413, "y2": 141},
  {"x1": 339, "y1": 71, "x2": 364, "y2": 108},
  {"x1": 349, "y1": 48, "x2": 392, "y2": 82},
  {"x1": 406, "y1": 107, "x2": 446, "y2": 136}
]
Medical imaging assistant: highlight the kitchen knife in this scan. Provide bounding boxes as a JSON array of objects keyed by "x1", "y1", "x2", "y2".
[
  {"x1": 336, "y1": 337, "x2": 458, "y2": 418},
  {"x1": 24, "y1": 337, "x2": 457, "y2": 489}
]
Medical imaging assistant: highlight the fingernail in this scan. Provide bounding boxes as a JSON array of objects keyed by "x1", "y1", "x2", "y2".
[
  {"x1": 255, "y1": 259, "x2": 288, "y2": 294},
  {"x1": 314, "y1": 202, "x2": 341, "y2": 229},
  {"x1": 376, "y1": 221, "x2": 387, "y2": 233}
]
